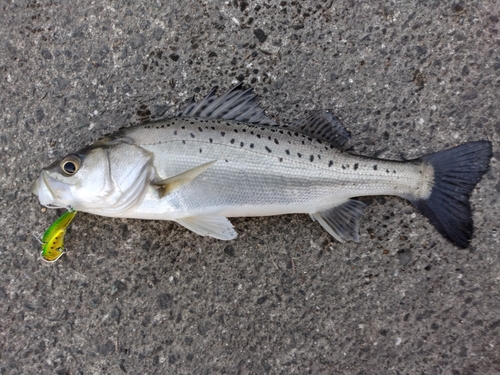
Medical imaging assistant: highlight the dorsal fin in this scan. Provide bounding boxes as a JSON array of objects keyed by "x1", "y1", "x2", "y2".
[
  {"x1": 177, "y1": 83, "x2": 277, "y2": 126},
  {"x1": 285, "y1": 110, "x2": 351, "y2": 149}
]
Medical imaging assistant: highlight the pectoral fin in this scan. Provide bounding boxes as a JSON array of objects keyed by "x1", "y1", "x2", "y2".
[
  {"x1": 311, "y1": 199, "x2": 367, "y2": 243},
  {"x1": 176, "y1": 216, "x2": 237, "y2": 240},
  {"x1": 152, "y1": 160, "x2": 217, "y2": 198}
]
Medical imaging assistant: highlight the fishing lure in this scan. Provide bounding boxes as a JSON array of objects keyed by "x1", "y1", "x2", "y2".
[{"x1": 40, "y1": 209, "x2": 77, "y2": 262}]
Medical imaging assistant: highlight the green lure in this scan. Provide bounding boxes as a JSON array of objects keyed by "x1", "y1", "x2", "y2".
[{"x1": 40, "y1": 210, "x2": 77, "y2": 262}]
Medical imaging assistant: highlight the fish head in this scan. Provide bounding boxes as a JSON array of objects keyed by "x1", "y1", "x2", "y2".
[{"x1": 32, "y1": 141, "x2": 153, "y2": 213}]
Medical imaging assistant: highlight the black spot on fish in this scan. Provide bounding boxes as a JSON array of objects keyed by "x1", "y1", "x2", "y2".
[
  {"x1": 265, "y1": 146, "x2": 272, "y2": 153},
  {"x1": 234, "y1": 129, "x2": 238, "y2": 133},
  {"x1": 242, "y1": 128, "x2": 246, "y2": 132},
  {"x1": 250, "y1": 131, "x2": 254, "y2": 135},
  {"x1": 287, "y1": 131, "x2": 292, "y2": 136},
  {"x1": 301, "y1": 140, "x2": 305, "y2": 145},
  {"x1": 198, "y1": 127, "x2": 203, "y2": 132},
  {"x1": 297, "y1": 152, "x2": 302, "y2": 158},
  {"x1": 342, "y1": 165, "x2": 346, "y2": 169},
  {"x1": 354, "y1": 163, "x2": 359, "y2": 170},
  {"x1": 230, "y1": 138, "x2": 235, "y2": 144},
  {"x1": 240, "y1": 142, "x2": 244, "y2": 147},
  {"x1": 329, "y1": 160, "x2": 333, "y2": 167},
  {"x1": 285, "y1": 150, "x2": 290, "y2": 155},
  {"x1": 268, "y1": 136, "x2": 272, "y2": 141},
  {"x1": 250, "y1": 143, "x2": 254, "y2": 148},
  {"x1": 310, "y1": 155, "x2": 314, "y2": 162},
  {"x1": 181, "y1": 126, "x2": 185, "y2": 129},
  {"x1": 211, "y1": 126, "x2": 215, "y2": 130},
  {"x1": 209, "y1": 138, "x2": 213, "y2": 143},
  {"x1": 174, "y1": 130, "x2": 177, "y2": 135},
  {"x1": 393, "y1": 170, "x2": 397, "y2": 173},
  {"x1": 199, "y1": 148, "x2": 202, "y2": 153},
  {"x1": 257, "y1": 134, "x2": 261, "y2": 139},
  {"x1": 221, "y1": 132, "x2": 225, "y2": 136},
  {"x1": 274, "y1": 139, "x2": 279, "y2": 144},
  {"x1": 182, "y1": 140, "x2": 186, "y2": 144},
  {"x1": 317, "y1": 154, "x2": 321, "y2": 160},
  {"x1": 279, "y1": 157, "x2": 283, "y2": 162},
  {"x1": 373, "y1": 165, "x2": 378, "y2": 170},
  {"x1": 279, "y1": 130, "x2": 283, "y2": 134},
  {"x1": 386, "y1": 169, "x2": 390, "y2": 173},
  {"x1": 190, "y1": 133, "x2": 195, "y2": 138},
  {"x1": 225, "y1": 159, "x2": 228, "y2": 162}
]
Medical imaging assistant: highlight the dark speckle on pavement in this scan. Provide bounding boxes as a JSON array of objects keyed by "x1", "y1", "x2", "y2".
[{"x1": 0, "y1": 0, "x2": 498, "y2": 374}]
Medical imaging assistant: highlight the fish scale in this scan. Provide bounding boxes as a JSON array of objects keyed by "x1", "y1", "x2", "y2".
[
  {"x1": 119, "y1": 117, "x2": 430, "y2": 218},
  {"x1": 32, "y1": 84, "x2": 492, "y2": 247},
  {"x1": 127, "y1": 117, "x2": 419, "y2": 187}
]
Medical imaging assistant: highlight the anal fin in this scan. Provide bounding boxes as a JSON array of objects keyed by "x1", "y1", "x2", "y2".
[
  {"x1": 176, "y1": 216, "x2": 237, "y2": 240},
  {"x1": 311, "y1": 200, "x2": 367, "y2": 243},
  {"x1": 152, "y1": 160, "x2": 217, "y2": 198}
]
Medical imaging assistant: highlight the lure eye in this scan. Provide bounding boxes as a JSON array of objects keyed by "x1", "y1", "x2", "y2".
[{"x1": 60, "y1": 155, "x2": 82, "y2": 176}]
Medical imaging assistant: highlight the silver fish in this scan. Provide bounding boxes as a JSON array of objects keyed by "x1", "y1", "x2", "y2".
[{"x1": 32, "y1": 84, "x2": 492, "y2": 248}]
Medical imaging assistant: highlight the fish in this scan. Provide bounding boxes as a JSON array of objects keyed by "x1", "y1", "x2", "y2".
[
  {"x1": 40, "y1": 209, "x2": 77, "y2": 262},
  {"x1": 31, "y1": 84, "x2": 492, "y2": 248}
]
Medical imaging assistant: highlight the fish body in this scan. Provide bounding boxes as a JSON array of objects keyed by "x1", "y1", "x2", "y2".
[
  {"x1": 32, "y1": 84, "x2": 492, "y2": 248},
  {"x1": 41, "y1": 210, "x2": 77, "y2": 262}
]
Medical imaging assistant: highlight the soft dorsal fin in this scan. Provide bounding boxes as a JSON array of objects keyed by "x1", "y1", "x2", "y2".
[
  {"x1": 285, "y1": 110, "x2": 351, "y2": 149},
  {"x1": 152, "y1": 160, "x2": 217, "y2": 198},
  {"x1": 176, "y1": 83, "x2": 277, "y2": 126}
]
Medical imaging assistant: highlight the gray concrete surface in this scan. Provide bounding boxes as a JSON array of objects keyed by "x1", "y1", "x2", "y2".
[{"x1": 1, "y1": 0, "x2": 499, "y2": 374}]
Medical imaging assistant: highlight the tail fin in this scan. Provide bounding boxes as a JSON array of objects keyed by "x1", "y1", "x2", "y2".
[{"x1": 410, "y1": 141, "x2": 492, "y2": 248}]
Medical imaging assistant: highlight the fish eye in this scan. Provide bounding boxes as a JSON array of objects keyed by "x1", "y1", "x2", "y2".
[{"x1": 60, "y1": 155, "x2": 82, "y2": 176}]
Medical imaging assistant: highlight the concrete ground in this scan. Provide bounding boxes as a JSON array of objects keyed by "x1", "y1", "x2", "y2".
[{"x1": 1, "y1": 0, "x2": 499, "y2": 374}]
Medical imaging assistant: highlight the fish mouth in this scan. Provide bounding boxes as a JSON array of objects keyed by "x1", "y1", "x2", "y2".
[{"x1": 31, "y1": 172, "x2": 66, "y2": 209}]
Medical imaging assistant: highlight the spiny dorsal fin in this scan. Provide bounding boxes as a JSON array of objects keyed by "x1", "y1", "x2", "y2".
[
  {"x1": 176, "y1": 83, "x2": 277, "y2": 126},
  {"x1": 286, "y1": 110, "x2": 351, "y2": 149},
  {"x1": 152, "y1": 160, "x2": 217, "y2": 198}
]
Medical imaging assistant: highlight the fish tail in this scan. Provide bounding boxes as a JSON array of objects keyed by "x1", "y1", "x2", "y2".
[{"x1": 410, "y1": 140, "x2": 492, "y2": 248}]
